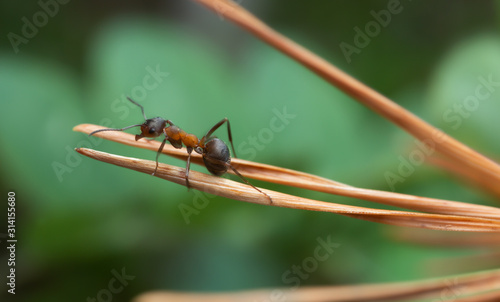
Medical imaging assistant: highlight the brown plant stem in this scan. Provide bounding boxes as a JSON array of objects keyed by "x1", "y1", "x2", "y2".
[
  {"x1": 75, "y1": 147, "x2": 500, "y2": 232},
  {"x1": 424, "y1": 249, "x2": 500, "y2": 276},
  {"x1": 132, "y1": 268, "x2": 500, "y2": 302},
  {"x1": 454, "y1": 290, "x2": 500, "y2": 302},
  {"x1": 390, "y1": 228, "x2": 500, "y2": 247},
  {"x1": 74, "y1": 123, "x2": 500, "y2": 221},
  {"x1": 427, "y1": 155, "x2": 500, "y2": 198},
  {"x1": 192, "y1": 0, "x2": 500, "y2": 194}
]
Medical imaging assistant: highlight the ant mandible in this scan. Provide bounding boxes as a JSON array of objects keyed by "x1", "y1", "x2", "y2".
[{"x1": 89, "y1": 97, "x2": 272, "y2": 202}]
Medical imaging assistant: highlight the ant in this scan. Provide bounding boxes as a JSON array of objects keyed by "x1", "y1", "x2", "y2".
[{"x1": 89, "y1": 97, "x2": 272, "y2": 203}]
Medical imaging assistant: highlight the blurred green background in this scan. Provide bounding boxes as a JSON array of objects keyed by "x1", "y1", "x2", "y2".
[{"x1": 1, "y1": 1, "x2": 500, "y2": 301}]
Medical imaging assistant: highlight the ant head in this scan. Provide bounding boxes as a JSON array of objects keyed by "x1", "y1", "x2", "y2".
[{"x1": 135, "y1": 117, "x2": 167, "y2": 141}]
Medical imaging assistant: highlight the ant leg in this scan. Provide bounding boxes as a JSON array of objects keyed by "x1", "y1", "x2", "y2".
[
  {"x1": 126, "y1": 97, "x2": 147, "y2": 120},
  {"x1": 203, "y1": 155, "x2": 272, "y2": 204},
  {"x1": 185, "y1": 147, "x2": 193, "y2": 189},
  {"x1": 153, "y1": 137, "x2": 168, "y2": 176},
  {"x1": 227, "y1": 163, "x2": 273, "y2": 204},
  {"x1": 200, "y1": 118, "x2": 237, "y2": 158},
  {"x1": 224, "y1": 119, "x2": 237, "y2": 158}
]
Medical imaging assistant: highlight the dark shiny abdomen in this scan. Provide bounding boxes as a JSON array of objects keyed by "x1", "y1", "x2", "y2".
[{"x1": 203, "y1": 138, "x2": 230, "y2": 176}]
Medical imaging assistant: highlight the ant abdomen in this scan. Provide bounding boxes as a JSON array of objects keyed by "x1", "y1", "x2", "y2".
[{"x1": 203, "y1": 138, "x2": 230, "y2": 176}]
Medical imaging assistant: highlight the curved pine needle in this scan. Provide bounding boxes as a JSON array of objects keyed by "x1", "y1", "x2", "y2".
[
  {"x1": 454, "y1": 290, "x2": 500, "y2": 302},
  {"x1": 424, "y1": 250, "x2": 500, "y2": 276},
  {"x1": 74, "y1": 124, "x2": 500, "y2": 221},
  {"x1": 132, "y1": 268, "x2": 500, "y2": 302},
  {"x1": 427, "y1": 155, "x2": 500, "y2": 199},
  {"x1": 75, "y1": 147, "x2": 500, "y2": 232},
  {"x1": 192, "y1": 0, "x2": 500, "y2": 199},
  {"x1": 390, "y1": 228, "x2": 500, "y2": 247}
]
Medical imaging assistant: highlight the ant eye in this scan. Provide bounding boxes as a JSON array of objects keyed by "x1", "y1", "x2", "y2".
[{"x1": 149, "y1": 128, "x2": 156, "y2": 134}]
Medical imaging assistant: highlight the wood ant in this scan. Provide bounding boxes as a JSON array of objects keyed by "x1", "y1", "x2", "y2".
[{"x1": 89, "y1": 97, "x2": 272, "y2": 202}]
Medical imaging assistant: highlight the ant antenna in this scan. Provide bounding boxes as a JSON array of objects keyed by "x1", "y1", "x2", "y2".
[
  {"x1": 89, "y1": 97, "x2": 148, "y2": 137},
  {"x1": 89, "y1": 124, "x2": 144, "y2": 137},
  {"x1": 126, "y1": 97, "x2": 147, "y2": 120}
]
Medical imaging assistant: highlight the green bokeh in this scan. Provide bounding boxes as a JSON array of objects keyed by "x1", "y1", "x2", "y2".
[{"x1": 0, "y1": 1, "x2": 499, "y2": 301}]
